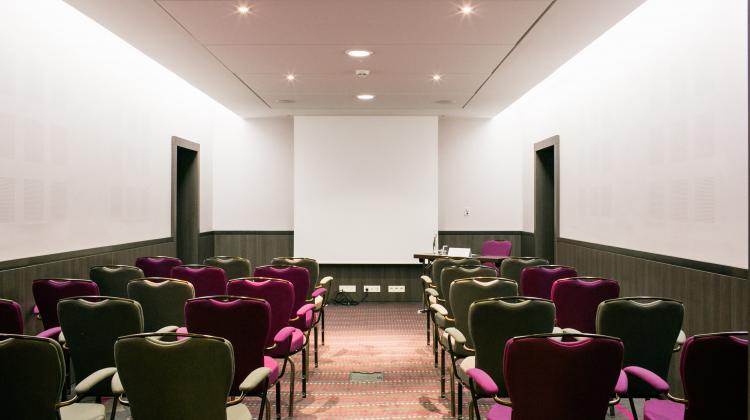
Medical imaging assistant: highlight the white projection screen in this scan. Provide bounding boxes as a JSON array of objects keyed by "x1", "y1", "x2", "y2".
[{"x1": 294, "y1": 116, "x2": 438, "y2": 264}]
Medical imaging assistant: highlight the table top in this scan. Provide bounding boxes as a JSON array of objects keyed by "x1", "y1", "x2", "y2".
[{"x1": 413, "y1": 253, "x2": 508, "y2": 263}]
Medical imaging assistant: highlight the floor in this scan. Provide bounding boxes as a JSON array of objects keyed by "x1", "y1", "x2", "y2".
[{"x1": 105, "y1": 302, "x2": 643, "y2": 419}]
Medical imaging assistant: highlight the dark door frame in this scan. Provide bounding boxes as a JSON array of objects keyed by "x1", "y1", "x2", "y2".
[
  {"x1": 171, "y1": 136, "x2": 200, "y2": 263},
  {"x1": 534, "y1": 135, "x2": 559, "y2": 263}
]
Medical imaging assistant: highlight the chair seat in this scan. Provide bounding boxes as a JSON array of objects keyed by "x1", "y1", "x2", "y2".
[
  {"x1": 267, "y1": 328, "x2": 305, "y2": 357},
  {"x1": 644, "y1": 399, "x2": 685, "y2": 420},
  {"x1": 487, "y1": 403, "x2": 512, "y2": 420},
  {"x1": 226, "y1": 403, "x2": 253, "y2": 420},
  {"x1": 59, "y1": 403, "x2": 106, "y2": 420}
]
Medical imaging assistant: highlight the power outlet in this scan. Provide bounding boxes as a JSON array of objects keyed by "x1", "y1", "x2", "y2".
[
  {"x1": 363, "y1": 285, "x2": 381, "y2": 293},
  {"x1": 388, "y1": 285, "x2": 406, "y2": 293},
  {"x1": 339, "y1": 285, "x2": 356, "y2": 293}
]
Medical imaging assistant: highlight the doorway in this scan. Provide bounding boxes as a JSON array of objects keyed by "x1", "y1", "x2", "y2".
[
  {"x1": 172, "y1": 137, "x2": 200, "y2": 263},
  {"x1": 534, "y1": 136, "x2": 559, "y2": 263}
]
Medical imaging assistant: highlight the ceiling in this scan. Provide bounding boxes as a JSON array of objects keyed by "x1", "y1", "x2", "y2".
[{"x1": 63, "y1": 0, "x2": 646, "y2": 118}]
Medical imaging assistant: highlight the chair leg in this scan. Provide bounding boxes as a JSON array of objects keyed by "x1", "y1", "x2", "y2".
[
  {"x1": 109, "y1": 396, "x2": 119, "y2": 420},
  {"x1": 473, "y1": 394, "x2": 481, "y2": 420},
  {"x1": 468, "y1": 400, "x2": 474, "y2": 420},
  {"x1": 302, "y1": 346, "x2": 308, "y2": 398},
  {"x1": 275, "y1": 382, "x2": 281, "y2": 420},
  {"x1": 433, "y1": 325, "x2": 439, "y2": 368},
  {"x1": 439, "y1": 348, "x2": 446, "y2": 398},
  {"x1": 450, "y1": 362, "x2": 456, "y2": 417},
  {"x1": 288, "y1": 357, "x2": 296, "y2": 417},
  {"x1": 629, "y1": 397, "x2": 639, "y2": 420},
  {"x1": 314, "y1": 324, "x2": 319, "y2": 368},
  {"x1": 265, "y1": 397, "x2": 271, "y2": 420},
  {"x1": 458, "y1": 382, "x2": 463, "y2": 419},
  {"x1": 321, "y1": 309, "x2": 325, "y2": 346},
  {"x1": 426, "y1": 306, "x2": 431, "y2": 346},
  {"x1": 258, "y1": 391, "x2": 267, "y2": 420},
  {"x1": 609, "y1": 405, "x2": 615, "y2": 417}
]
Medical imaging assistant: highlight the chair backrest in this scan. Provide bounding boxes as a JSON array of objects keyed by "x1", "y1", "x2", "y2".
[
  {"x1": 58, "y1": 296, "x2": 143, "y2": 396},
  {"x1": 440, "y1": 266, "x2": 497, "y2": 316},
  {"x1": 115, "y1": 333, "x2": 235, "y2": 420},
  {"x1": 503, "y1": 334, "x2": 623, "y2": 419},
  {"x1": 449, "y1": 278, "x2": 517, "y2": 350},
  {"x1": 518, "y1": 264, "x2": 576, "y2": 299},
  {"x1": 551, "y1": 277, "x2": 620, "y2": 333},
  {"x1": 135, "y1": 256, "x2": 183, "y2": 278},
  {"x1": 500, "y1": 257, "x2": 550, "y2": 282},
  {"x1": 254, "y1": 265, "x2": 310, "y2": 311},
  {"x1": 204, "y1": 256, "x2": 252, "y2": 280},
  {"x1": 227, "y1": 278, "x2": 295, "y2": 348},
  {"x1": 430, "y1": 257, "x2": 480, "y2": 296},
  {"x1": 481, "y1": 240, "x2": 512, "y2": 257},
  {"x1": 32, "y1": 279, "x2": 100, "y2": 329},
  {"x1": 127, "y1": 278, "x2": 195, "y2": 332},
  {"x1": 469, "y1": 297, "x2": 555, "y2": 396},
  {"x1": 170, "y1": 265, "x2": 227, "y2": 297},
  {"x1": 596, "y1": 297, "x2": 684, "y2": 397},
  {"x1": 0, "y1": 334, "x2": 66, "y2": 420},
  {"x1": 0, "y1": 299, "x2": 23, "y2": 334},
  {"x1": 272, "y1": 257, "x2": 319, "y2": 300},
  {"x1": 89, "y1": 265, "x2": 144, "y2": 298},
  {"x1": 184, "y1": 296, "x2": 271, "y2": 395},
  {"x1": 681, "y1": 332, "x2": 748, "y2": 420}
]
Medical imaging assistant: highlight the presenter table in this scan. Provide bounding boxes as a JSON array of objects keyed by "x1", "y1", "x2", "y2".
[{"x1": 413, "y1": 253, "x2": 508, "y2": 269}]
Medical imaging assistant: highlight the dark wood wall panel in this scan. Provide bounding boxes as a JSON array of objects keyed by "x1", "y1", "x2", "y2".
[
  {"x1": 321, "y1": 264, "x2": 423, "y2": 302},
  {"x1": 212, "y1": 232, "x2": 294, "y2": 270},
  {"x1": 0, "y1": 240, "x2": 175, "y2": 334}
]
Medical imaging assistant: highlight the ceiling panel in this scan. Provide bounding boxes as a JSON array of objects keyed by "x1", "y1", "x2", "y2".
[{"x1": 262, "y1": 93, "x2": 467, "y2": 110}]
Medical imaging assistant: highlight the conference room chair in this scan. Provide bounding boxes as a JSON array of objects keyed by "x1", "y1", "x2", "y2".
[
  {"x1": 113, "y1": 332, "x2": 271, "y2": 420},
  {"x1": 0, "y1": 298, "x2": 68, "y2": 341},
  {"x1": 58, "y1": 296, "x2": 144, "y2": 420},
  {"x1": 184, "y1": 296, "x2": 280, "y2": 419},
  {"x1": 170, "y1": 264, "x2": 227, "y2": 297},
  {"x1": 204, "y1": 256, "x2": 252, "y2": 280},
  {"x1": 134, "y1": 256, "x2": 183, "y2": 278},
  {"x1": 228, "y1": 277, "x2": 308, "y2": 415},
  {"x1": 89, "y1": 265, "x2": 144, "y2": 298},
  {"x1": 127, "y1": 278, "x2": 195, "y2": 333},
  {"x1": 435, "y1": 278, "x2": 520, "y2": 417},
  {"x1": 32, "y1": 278, "x2": 100, "y2": 339},
  {"x1": 272, "y1": 257, "x2": 333, "y2": 349},
  {"x1": 596, "y1": 297, "x2": 685, "y2": 420},
  {"x1": 518, "y1": 264, "x2": 577, "y2": 299},
  {"x1": 0, "y1": 333, "x2": 117, "y2": 420},
  {"x1": 638, "y1": 331, "x2": 748, "y2": 420},
  {"x1": 471, "y1": 333, "x2": 624, "y2": 420},
  {"x1": 551, "y1": 277, "x2": 620, "y2": 333},
  {"x1": 499, "y1": 257, "x2": 549, "y2": 283},
  {"x1": 480, "y1": 240, "x2": 512, "y2": 267},
  {"x1": 421, "y1": 257, "x2": 480, "y2": 361}
]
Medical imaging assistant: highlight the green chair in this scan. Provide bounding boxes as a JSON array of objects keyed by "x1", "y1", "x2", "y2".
[
  {"x1": 58, "y1": 296, "x2": 143, "y2": 420},
  {"x1": 499, "y1": 257, "x2": 549, "y2": 282},
  {"x1": 114, "y1": 332, "x2": 270, "y2": 420},
  {"x1": 204, "y1": 256, "x2": 252, "y2": 280},
  {"x1": 89, "y1": 265, "x2": 144, "y2": 298},
  {"x1": 127, "y1": 278, "x2": 195, "y2": 333},
  {"x1": 438, "y1": 279, "x2": 519, "y2": 417},
  {"x1": 596, "y1": 297, "x2": 684, "y2": 420},
  {"x1": 0, "y1": 334, "x2": 117, "y2": 420}
]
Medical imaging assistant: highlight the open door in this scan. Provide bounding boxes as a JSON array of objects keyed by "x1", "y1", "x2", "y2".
[
  {"x1": 172, "y1": 137, "x2": 200, "y2": 263},
  {"x1": 534, "y1": 136, "x2": 559, "y2": 263}
]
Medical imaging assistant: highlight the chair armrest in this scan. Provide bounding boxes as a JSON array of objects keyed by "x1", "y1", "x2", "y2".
[
  {"x1": 156, "y1": 325, "x2": 180, "y2": 334},
  {"x1": 674, "y1": 330, "x2": 687, "y2": 352},
  {"x1": 429, "y1": 303, "x2": 448, "y2": 316},
  {"x1": 316, "y1": 276, "x2": 333, "y2": 287},
  {"x1": 33, "y1": 305, "x2": 41, "y2": 319},
  {"x1": 312, "y1": 288, "x2": 327, "y2": 298},
  {"x1": 615, "y1": 370, "x2": 628, "y2": 394},
  {"x1": 466, "y1": 368, "x2": 499, "y2": 395},
  {"x1": 111, "y1": 372, "x2": 124, "y2": 394},
  {"x1": 424, "y1": 287, "x2": 438, "y2": 297},
  {"x1": 421, "y1": 275, "x2": 433, "y2": 286},
  {"x1": 445, "y1": 327, "x2": 466, "y2": 346},
  {"x1": 272, "y1": 327, "x2": 296, "y2": 355},
  {"x1": 623, "y1": 366, "x2": 669, "y2": 394},
  {"x1": 74, "y1": 367, "x2": 118, "y2": 395},
  {"x1": 297, "y1": 303, "x2": 315, "y2": 317},
  {"x1": 36, "y1": 326, "x2": 61, "y2": 340},
  {"x1": 314, "y1": 295, "x2": 324, "y2": 311},
  {"x1": 238, "y1": 367, "x2": 272, "y2": 393}
]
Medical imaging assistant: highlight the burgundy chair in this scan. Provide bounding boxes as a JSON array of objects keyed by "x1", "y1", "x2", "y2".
[
  {"x1": 480, "y1": 240, "x2": 512, "y2": 267},
  {"x1": 0, "y1": 298, "x2": 62, "y2": 339},
  {"x1": 638, "y1": 332, "x2": 748, "y2": 420},
  {"x1": 228, "y1": 278, "x2": 309, "y2": 415},
  {"x1": 519, "y1": 265, "x2": 578, "y2": 299},
  {"x1": 184, "y1": 296, "x2": 280, "y2": 419},
  {"x1": 135, "y1": 256, "x2": 183, "y2": 278},
  {"x1": 471, "y1": 333, "x2": 624, "y2": 420},
  {"x1": 32, "y1": 279, "x2": 100, "y2": 333},
  {"x1": 551, "y1": 277, "x2": 620, "y2": 333},
  {"x1": 170, "y1": 264, "x2": 227, "y2": 297}
]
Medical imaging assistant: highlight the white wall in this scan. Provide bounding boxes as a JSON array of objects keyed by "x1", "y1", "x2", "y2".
[
  {"x1": 0, "y1": 1, "x2": 247, "y2": 261},
  {"x1": 493, "y1": 0, "x2": 748, "y2": 268}
]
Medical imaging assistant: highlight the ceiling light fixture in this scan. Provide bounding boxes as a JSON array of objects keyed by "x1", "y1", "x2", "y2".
[
  {"x1": 236, "y1": 5, "x2": 250, "y2": 14},
  {"x1": 460, "y1": 4, "x2": 474, "y2": 15},
  {"x1": 356, "y1": 94, "x2": 375, "y2": 101},
  {"x1": 286, "y1": 74, "x2": 296, "y2": 81},
  {"x1": 346, "y1": 49, "x2": 373, "y2": 58},
  {"x1": 432, "y1": 74, "x2": 442, "y2": 81}
]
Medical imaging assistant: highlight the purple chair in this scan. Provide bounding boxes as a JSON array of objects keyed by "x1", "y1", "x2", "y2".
[
  {"x1": 135, "y1": 256, "x2": 183, "y2": 278},
  {"x1": 0, "y1": 298, "x2": 63, "y2": 339},
  {"x1": 551, "y1": 277, "x2": 620, "y2": 333},
  {"x1": 638, "y1": 332, "x2": 748, "y2": 420},
  {"x1": 519, "y1": 265, "x2": 578, "y2": 299},
  {"x1": 480, "y1": 240, "x2": 512, "y2": 267},
  {"x1": 170, "y1": 264, "x2": 227, "y2": 297},
  {"x1": 472, "y1": 333, "x2": 624, "y2": 420},
  {"x1": 184, "y1": 296, "x2": 281, "y2": 419},
  {"x1": 228, "y1": 278, "x2": 309, "y2": 415},
  {"x1": 32, "y1": 279, "x2": 100, "y2": 333}
]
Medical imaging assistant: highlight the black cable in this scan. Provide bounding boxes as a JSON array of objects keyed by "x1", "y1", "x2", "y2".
[{"x1": 332, "y1": 291, "x2": 369, "y2": 306}]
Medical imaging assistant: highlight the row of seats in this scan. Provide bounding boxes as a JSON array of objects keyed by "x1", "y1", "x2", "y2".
[
  {"x1": 419, "y1": 255, "x2": 747, "y2": 420},
  {"x1": 0, "y1": 255, "x2": 334, "y2": 420}
]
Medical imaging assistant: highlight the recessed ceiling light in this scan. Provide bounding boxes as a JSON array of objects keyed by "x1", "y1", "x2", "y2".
[
  {"x1": 286, "y1": 74, "x2": 296, "y2": 81},
  {"x1": 435, "y1": 99, "x2": 456, "y2": 105},
  {"x1": 276, "y1": 99, "x2": 296, "y2": 104},
  {"x1": 460, "y1": 4, "x2": 474, "y2": 15},
  {"x1": 236, "y1": 5, "x2": 250, "y2": 14},
  {"x1": 356, "y1": 94, "x2": 375, "y2": 101},
  {"x1": 346, "y1": 49, "x2": 373, "y2": 58},
  {"x1": 432, "y1": 74, "x2": 442, "y2": 81}
]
